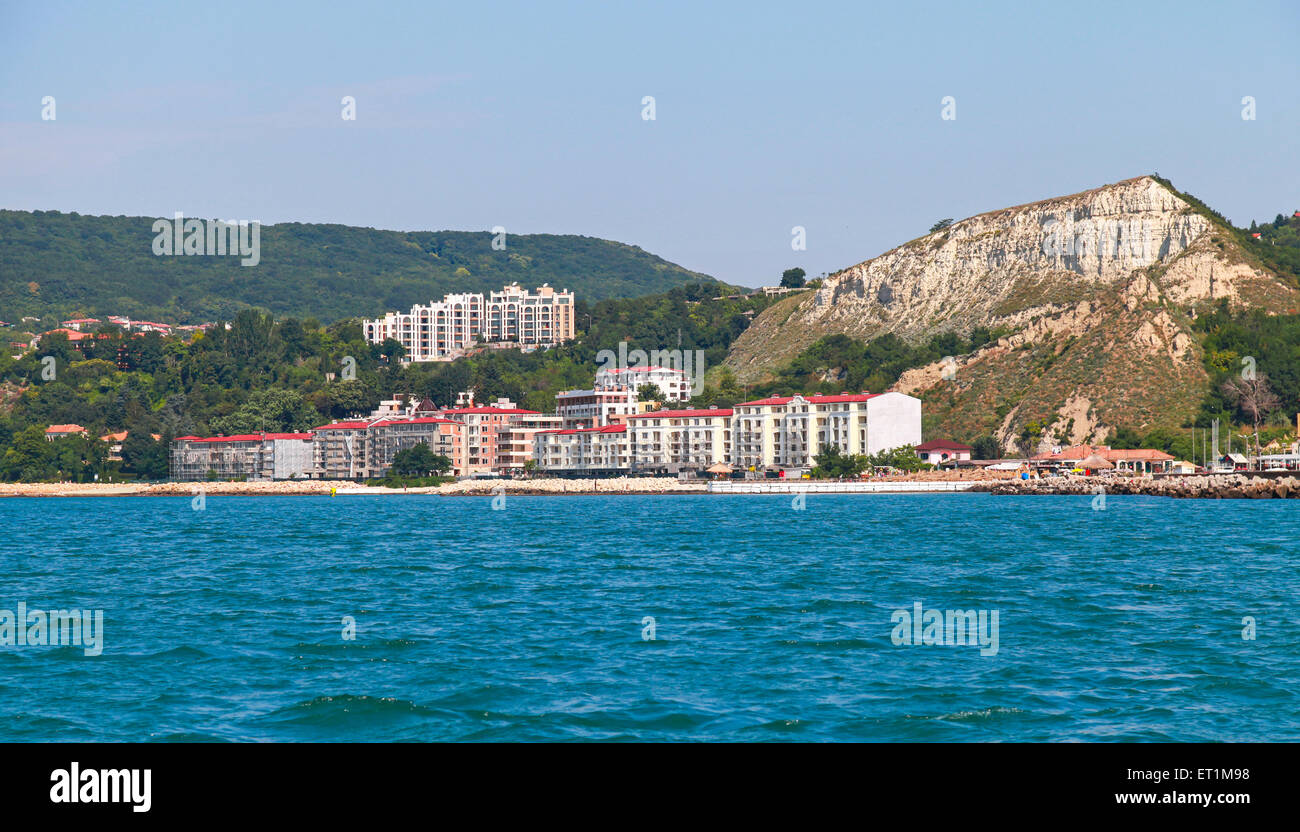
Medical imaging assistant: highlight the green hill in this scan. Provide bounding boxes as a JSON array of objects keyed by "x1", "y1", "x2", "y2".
[{"x1": 0, "y1": 210, "x2": 720, "y2": 323}]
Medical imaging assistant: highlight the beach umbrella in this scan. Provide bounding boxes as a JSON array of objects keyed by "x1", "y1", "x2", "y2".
[{"x1": 1079, "y1": 453, "x2": 1113, "y2": 470}]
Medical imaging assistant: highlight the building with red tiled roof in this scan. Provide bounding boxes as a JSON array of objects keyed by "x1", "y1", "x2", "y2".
[
  {"x1": 44, "y1": 424, "x2": 88, "y2": 441},
  {"x1": 1031, "y1": 444, "x2": 1175, "y2": 474},
  {"x1": 533, "y1": 424, "x2": 628, "y2": 473},
  {"x1": 732, "y1": 391, "x2": 919, "y2": 471},
  {"x1": 624, "y1": 407, "x2": 734, "y2": 472}
]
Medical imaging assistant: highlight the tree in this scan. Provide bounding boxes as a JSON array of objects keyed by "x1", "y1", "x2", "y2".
[
  {"x1": 780, "y1": 268, "x2": 806, "y2": 289},
  {"x1": 121, "y1": 430, "x2": 168, "y2": 480},
  {"x1": 1222, "y1": 373, "x2": 1280, "y2": 436},
  {"x1": 209, "y1": 389, "x2": 320, "y2": 435},
  {"x1": 929, "y1": 219, "x2": 954, "y2": 233},
  {"x1": 811, "y1": 444, "x2": 869, "y2": 478},
  {"x1": 390, "y1": 443, "x2": 451, "y2": 477},
  {"x1": 637, "y1": 383, "x2": 666, "y2": 403},
  {"x1": 970, "y1": 435, "x2": 1002, "y2": 460},
  {"x1": 867, "y1": 444, "x2": 928, "y2": 472}
]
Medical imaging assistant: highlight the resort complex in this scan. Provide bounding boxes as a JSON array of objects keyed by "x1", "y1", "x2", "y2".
[{"x1": 362, "y1": 283, "x2": 576, "y2": 362}]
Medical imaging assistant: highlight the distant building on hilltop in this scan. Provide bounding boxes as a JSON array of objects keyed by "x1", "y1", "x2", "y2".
[{"x1": 362, "y1": 283, "x2": 575, "y2": 362}]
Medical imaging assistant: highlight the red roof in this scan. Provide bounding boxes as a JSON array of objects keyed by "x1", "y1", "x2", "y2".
[
  {"x1": 915, "y1": 439, "x2": 972, "y2": 451},
  {"x1": 735, "y1": 392, "x2": 879, "y2": 407},
  {"x1": 180, "y1": 433, "x2": 312, "y2": 443},
  {"x1": 1031, "y1": 444, "x2": 1175, "y2": 462},
  {"x1": 45, "y1": 424, "x2": 87, "y2": 434},
  {"x1": 310, "y1": 420, "x2": 373, "y2": 431},
  {"x1": 601, "y1": 366, "x2": 686, "y2": 374},
  {"x1": 537, "y1": 424, "x2": 628, "y2": 435},
  {"x1": 41, "y1": 328, "x2": 91, "y2": 341},
  {"x1": 627, "y1": 408, "x2": 733, "y2": 419},
  {"x1": 439, "y1": 406, "x2": 539, "y2": 415}
]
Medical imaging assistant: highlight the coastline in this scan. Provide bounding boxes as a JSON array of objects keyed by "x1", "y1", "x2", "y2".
[{"x1": 4, "y1": 471, "x2": 1296, "y2": 499}]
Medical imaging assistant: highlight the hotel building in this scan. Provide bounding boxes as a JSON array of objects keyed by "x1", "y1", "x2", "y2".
[
  {"x1": 626, "y1": 407, "x2": 733, "y2": 472},
  {"x1": 533, "y1": 425, "x2": 630, "y2": 475},
  {"x1": 593, "y1": 365, "x2": 694, "y2": 401},
  {"x1": 554, "y1": 386, "x2": 639, "y2": 429},
  {"x1": 363, "y1": 283, "x2": 575, "y2": 362},
  {"x1": 731, "y1": 392, "x2": 921, "y2": 470}
]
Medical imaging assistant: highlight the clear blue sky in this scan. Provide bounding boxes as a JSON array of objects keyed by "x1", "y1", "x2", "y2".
[{"x1": 1, "y1": 0, "x2": 1296, "y2": 287}]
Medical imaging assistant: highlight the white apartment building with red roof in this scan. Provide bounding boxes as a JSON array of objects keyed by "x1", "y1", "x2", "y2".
[
  {"x1": 731, "y1": 391, "x2": 921, "y2": 470},
  {"x1": 594, "y1": 365, "x2": 693, "y2": 401},
  {"x1": 532, "y1": 424, "x2": 630, "y2": 474},
  {"x1": 626, "y1": 407, "x2": 733, "y2": 472}
]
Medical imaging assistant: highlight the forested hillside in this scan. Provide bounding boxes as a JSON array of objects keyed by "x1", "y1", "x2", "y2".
[{"x1": 0, "y1": 209, "x2": 721, "y2": 323}]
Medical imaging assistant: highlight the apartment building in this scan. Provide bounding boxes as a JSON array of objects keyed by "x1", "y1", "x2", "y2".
[
  {"x1": 626, "y1": 407, "x2": 733, "y2": 473},
  {"x1": 594, "y1": 365, "x2": 694, "y2": 401},
  {"x1": 731, "y1": 392, "x2": 921, "y2": 470},
  {"x1": 309, "y1": 416, "x2": 462, "y2": 479},
  {"x1": 554, "y1": 386, "x2": 639, "y2": 429},
  {"x1": 363, "y1": 283, "x2": 575, "y2": 362},
  {"x1": 497, "y1": 411, "x2": 564, "y2": 472},
  {"x1": 170, "y1": 433, "x2": 315, "y2": 481},
  {"x1": 533, "y1": 425, "x2": 630, "y2": 475},
  {"x1": 438, "y1": 400, "x2": 544, "y2": 475}
]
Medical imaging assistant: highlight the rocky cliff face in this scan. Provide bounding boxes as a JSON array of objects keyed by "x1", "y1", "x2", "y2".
[{"x1": 725, "y1": 176, "x2": 1297, "y2": 453}]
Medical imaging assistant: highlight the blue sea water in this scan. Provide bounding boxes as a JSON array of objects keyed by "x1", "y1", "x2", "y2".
[{"x1": 0, "y1": 492, "x2": 1296, "y2": 742}]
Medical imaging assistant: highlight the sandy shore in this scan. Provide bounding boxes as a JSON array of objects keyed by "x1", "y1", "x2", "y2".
[{"x1": 0, "y1": 477, "x2": 708, "y2": 497}]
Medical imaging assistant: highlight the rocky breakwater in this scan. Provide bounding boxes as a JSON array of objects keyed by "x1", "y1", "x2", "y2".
[{"x1": 987, "y1": 474, "x2": 1300, "y2": 499}]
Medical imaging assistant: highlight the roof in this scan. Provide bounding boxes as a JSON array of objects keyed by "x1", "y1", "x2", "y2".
[
  {"x1": 915, "y1": 439, "x2": 972, "y2": 451},
  {"x1": 45, "y1": 424, "x2": 86, "y2": 433},
  {"x1": 178, "y1": 433, "x2": 313, "y2": 443},
  {"x1": 627, "y1": 408, "x2": 733, "y2": 419},
  {"x1": 439, "y1": 406, "x2": 539, "y2": 415},
  {"x1": 735, "y1": 392, "x2": 880, "y2": 407},
  {"x1": 1032, "y1": 444, "x2": 1175, "y2": 462},
  {"x1": 599, "y1": 366, "x2": 687, "y2": 374},
  {"x1": 41, "y1": 328, "x2": 91, "y2": 341},
  {"x1": 536, "y1": 424, "x2": 627, "y2": 435}
]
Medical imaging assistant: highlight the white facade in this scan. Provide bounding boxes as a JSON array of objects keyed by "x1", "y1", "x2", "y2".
[
  {"x1": 627, "y1": 408, "x2": 733, "y2": 471},
  {"x1": 363, "y1": 283, "x2": 574, "y2": 362},
  {"x1": 555, "y1": 386, "x2": 638, "y2": 429},
  {"x1": 534, "y1": 425, "x2": 630, "y2": 473},
  {"x1": 595, "y1": 365, "x2": 693, "y2": 401},
  {"x1": 732, "y1": 392, "x2": 922, "y2": 470}
]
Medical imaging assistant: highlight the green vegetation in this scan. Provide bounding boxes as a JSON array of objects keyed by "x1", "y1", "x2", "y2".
[
  {"x1": 390, "y1": 444, "x2": 452, "y2": 477},
  {"x1": 0, "y1": 209, "x2": 723, "y2": 323},
  {"x1": 730, "y1": 328, "x2": 1005, "y2": 404},
  {"x1": 1152, "y1": 175, "x2": 1299, "y2": 284},
  {"x1": 810, "y1": 443, "x2": 931, "y2": 478},
  {"x1": 0, "y1": 284, "x2": 777, "y2": 481},
  {"x1": 780, "y1": 267, "x2": 806, "y2": 288}
]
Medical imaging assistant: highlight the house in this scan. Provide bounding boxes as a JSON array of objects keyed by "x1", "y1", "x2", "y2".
[
  {"x1": 170, "y1": 433, "x2": 316, "y2": 481},
  {"x1": 1031, "y1": 444, "x2": 1175, "y2": 474},
  {"x1": 101, "y1": 430, "x2": 162, "y2": 461},
  {"x1": 45, "y1": 424, "x2": 88, "y2": 441},
  {"x1": 533, "y1": 425, "x2": 630, "y2": 475},
  {"x1": 914, "y1": 439, "x2": 972, "y2": 465},
  {"x1": 1221, "y1": 453, "x2": 1250, "y2": 471}
]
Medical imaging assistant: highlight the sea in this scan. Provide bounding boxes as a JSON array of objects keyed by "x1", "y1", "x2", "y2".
[{"x1": 1, "y1": 493, "x2": 1296, "y2": 742}]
